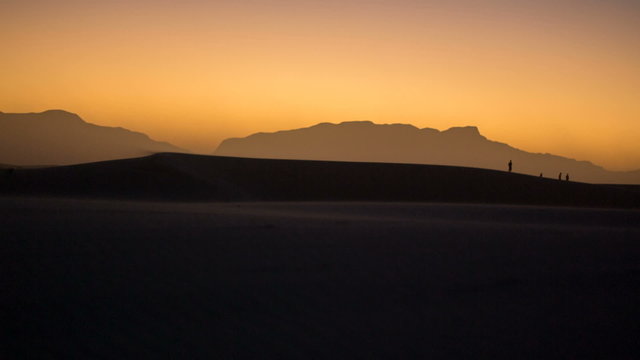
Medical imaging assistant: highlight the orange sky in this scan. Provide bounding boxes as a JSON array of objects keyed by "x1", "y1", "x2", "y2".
[{"x1": 2, "y1": 0, "x2": 639, "y2": 170}]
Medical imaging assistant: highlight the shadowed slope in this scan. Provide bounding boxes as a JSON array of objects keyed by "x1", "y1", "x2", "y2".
[
  {"x1": 0, "y1": 110, "x2": 184, "y2": 166},
  {"x1": 2, "y1": 153, "x2": 639, "y2": 208},
  {"x1": 215, "y1": 121, "x2": 640, "y2": 184}
]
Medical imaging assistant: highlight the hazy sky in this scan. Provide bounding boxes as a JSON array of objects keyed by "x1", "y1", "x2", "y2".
[{"x1": 2, "y1": 0, "x2": 639, "y2": 170}]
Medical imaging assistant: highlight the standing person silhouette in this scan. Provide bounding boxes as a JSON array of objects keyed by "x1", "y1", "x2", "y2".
[
  {"x1": 508, "y1": 160, "x2": 512, "y2": 173},
  {"x1": 558, "y1": 172, "x2": 562, "y2": 180},
  {"x1": 566, "y1": 173, "x2": 570, "y2": 181}
]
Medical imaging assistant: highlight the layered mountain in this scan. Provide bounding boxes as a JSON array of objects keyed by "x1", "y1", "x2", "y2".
[
  {"x1": 215, "y1": 121, "x2": 640, "y2": 184},
  {"x1": 0, "y1": 110, "x2": 184, "y2": 166}
]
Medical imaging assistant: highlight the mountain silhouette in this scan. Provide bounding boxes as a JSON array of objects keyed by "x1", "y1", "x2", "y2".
[
  {"x1": 215, "y1": 121, "x2": 640, "y2": 184},
  {"x1": 0, "y1": 110, "x2": 184, "y2": 166}
]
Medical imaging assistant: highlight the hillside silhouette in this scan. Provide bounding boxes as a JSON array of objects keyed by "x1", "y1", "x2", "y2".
[
  {"x1": 0, "y1": 110, "x2": 183, "y2": 166},
  {"x1": 215, "y1": 121, "x2": 640, "y2": 184},
  {"x1": 2, "y1": 153, "x2": 639, "y2": 208},
  {"x1": 3, "y1": 154, "x2": 640, "y2": 358}
]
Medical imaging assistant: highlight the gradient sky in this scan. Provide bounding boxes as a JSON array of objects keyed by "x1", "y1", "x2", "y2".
[{"x1": 2, "y1": 0, "x2": 639, "y2": 170}]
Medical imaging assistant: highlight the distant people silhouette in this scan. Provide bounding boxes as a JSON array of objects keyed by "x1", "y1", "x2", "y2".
[
  {"x1": 558, "y1": 172, "x2": 562, "y2": 180},
  {"x1": 508, "y1": 160, "x2": 512, "y2": 173},
  {"x1": 566, "y1": 173, "x2": 569, "y2": 181},
  {"x1": 540, "y1": 173, "x2": 543, "y2": 177}
]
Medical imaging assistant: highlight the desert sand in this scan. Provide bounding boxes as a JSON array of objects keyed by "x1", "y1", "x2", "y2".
[
  {"x1": 2, "y1": 154, "x2": 640, "y2": 358},
  {"x1": 2, "y1": 153, "x2": 639, "y2": 208},
  {"x1": 2, "y1": 197, "x2": 640, "y2": 358}
]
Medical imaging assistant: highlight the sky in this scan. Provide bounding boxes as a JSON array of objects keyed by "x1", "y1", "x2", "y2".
[{"x1": 2, "y1": 0, "x2": 639, "y2": 170}]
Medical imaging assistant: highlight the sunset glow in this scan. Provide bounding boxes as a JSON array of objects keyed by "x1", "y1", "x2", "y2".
[{"x1": 2, "y1": 0, "x2": 639, "y2": 170}]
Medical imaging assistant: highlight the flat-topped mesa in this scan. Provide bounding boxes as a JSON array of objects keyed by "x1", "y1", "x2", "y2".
[
  {"x1": 312, "y1": 121, "x2": 418, "y2": 131},
  {"x1": 339, "y1": 120, "x2": 375, "y2": 126},
  {"x1": 441, "y1": 126, "x2": 484, "y2": 138}
]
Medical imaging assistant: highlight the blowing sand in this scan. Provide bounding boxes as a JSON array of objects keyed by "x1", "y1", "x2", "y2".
[{"x1": 2, "y1": 197, "x2": 639, "y2": 358}]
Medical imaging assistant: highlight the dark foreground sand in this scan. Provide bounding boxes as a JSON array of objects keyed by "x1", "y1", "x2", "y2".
[{"x1": 2, "y1": 197, "x2": 640, "y2": 359}]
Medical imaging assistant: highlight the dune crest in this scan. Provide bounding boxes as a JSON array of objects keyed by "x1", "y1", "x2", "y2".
[{"x1": 2, "y1": 153, "x2": 639, "y2": 208}]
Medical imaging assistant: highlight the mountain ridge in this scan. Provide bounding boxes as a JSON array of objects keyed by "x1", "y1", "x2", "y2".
[
  {"x1": 0, "y1": 110, "x2": 184, "y2": 166},
  {"x1": 215, "y1": 121, "x2": 637, "y2": 184}
]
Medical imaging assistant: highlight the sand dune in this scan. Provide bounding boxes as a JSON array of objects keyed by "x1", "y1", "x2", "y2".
[
  {"x1": 1, "y1": 152, "x2": 639, "y2": 208},
  {"x1": 3, "y1": 153, "x2": 639, "y2": 357},
  {"x1": 2, "y1": 198, "x2": 639, "y2": 358}
]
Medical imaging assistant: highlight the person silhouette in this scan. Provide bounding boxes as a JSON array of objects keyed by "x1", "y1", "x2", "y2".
[
  {"x1": 540, "y1": 173, "x2": 543, "y2": 177},
  {"x1": 508, "y1": 160, "x2": 512, "y2": 173},
  {"x1": 558, "y1": 172, "x2": 562, "y2": 180},
  {"x1": 566, "y1": 173, "x2": 569, "y2": 181}
]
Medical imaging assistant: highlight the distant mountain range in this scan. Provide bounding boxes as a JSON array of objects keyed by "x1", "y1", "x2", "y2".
[
  {"x1": 0, "y1": 110, "x2": 183, "y2": 166},
  {"x1": 2, "y1": 111, "x2": 638, "y2": 184},
  {"x1": 215, "y1": 121, "x2": 640, "y2": 184}
]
